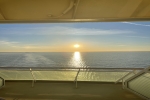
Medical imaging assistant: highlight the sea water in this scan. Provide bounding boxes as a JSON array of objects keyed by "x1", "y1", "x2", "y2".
[{"x1": 0, "y1": 52, "x2": 150, "y2": 68}]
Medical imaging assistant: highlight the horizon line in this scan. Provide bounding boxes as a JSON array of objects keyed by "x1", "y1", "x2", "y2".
[{"x1": 0, "y1": 51, "x2": 150, "y2": 53}]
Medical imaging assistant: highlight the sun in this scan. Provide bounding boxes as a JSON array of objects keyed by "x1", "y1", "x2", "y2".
[{"x1": 74, "y1": 44, "x2": 80, "y2": 48}]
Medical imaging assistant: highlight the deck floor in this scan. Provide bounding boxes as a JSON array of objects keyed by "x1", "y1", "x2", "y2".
[{"x1": 0, "y1": 81, "x2": 144, "y2": 100}]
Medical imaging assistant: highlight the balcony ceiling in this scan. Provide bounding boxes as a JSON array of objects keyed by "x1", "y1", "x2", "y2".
[{"x1": 0, "y1": 0, "x2": 150, "y2": 23}]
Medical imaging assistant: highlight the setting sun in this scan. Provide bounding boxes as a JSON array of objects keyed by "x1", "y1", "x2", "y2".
[{"x1": 74, "y1": 44, "x2": 80, "y2": 48}]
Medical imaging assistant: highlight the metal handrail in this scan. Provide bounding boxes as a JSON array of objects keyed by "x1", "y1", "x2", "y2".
[
  {"x1": 115, "y1": 70, "x2": 138, "y2": 89},
  {"x1": 115, "y1": 70, "x2": 136, "y2": 83},
  {"x1": 0, "y1": 67, "x2": 144, "y2": 71},
  {"x1": 74, "y1": 68, "x2": 80, "y2": 88},
  {"x1": 30, "y1": 68, "x2": 36, "y2": 87}
]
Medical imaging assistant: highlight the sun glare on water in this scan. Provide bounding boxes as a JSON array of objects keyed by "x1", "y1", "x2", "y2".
[{"x1": 74, "y1": 44, "x2": 80, "y2": 48}]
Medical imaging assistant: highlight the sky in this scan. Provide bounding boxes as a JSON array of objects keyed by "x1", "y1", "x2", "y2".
[{"x1": 0, "y1": 22, "x2": 150, "y2": 52}]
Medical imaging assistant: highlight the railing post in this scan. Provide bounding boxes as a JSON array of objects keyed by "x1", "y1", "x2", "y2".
[
  {"x1": 30, "y1": 68, "x2": 36, "y2": 87},
  {"x1": 122, "y1": 79, "x2": 124, "y2": 89},
  {"x1": 74, "y1": 68, "x2": 80, "y2": 88}
]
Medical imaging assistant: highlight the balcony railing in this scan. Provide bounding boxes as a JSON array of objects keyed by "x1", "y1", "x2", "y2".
[
  {"x1": 0, "y1": 67, "x2": 143, "y2": 88},
  {"x1": 1, "y1": 67, "x2": 150, "y2": 99},
  {"x1": 124, "y1": 66, "x2": 150, "y2": 100}
]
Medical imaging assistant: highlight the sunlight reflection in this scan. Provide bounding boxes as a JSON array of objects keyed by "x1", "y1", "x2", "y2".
[
  {"x1": 69, "y1": 52, "x2": 86, "y2": 68},
  {"x1": 74, "y1": 52, "x2": 80, "y2": 61}
]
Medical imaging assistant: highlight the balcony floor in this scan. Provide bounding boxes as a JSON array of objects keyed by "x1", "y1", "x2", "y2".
[{"x1": 0, "y1": 81, "x2": 144, "y2": 100}]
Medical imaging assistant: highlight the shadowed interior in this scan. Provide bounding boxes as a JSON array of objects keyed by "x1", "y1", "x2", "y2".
[{"x1": 0, "y1": 81, "x2": 144, "y2": 100}]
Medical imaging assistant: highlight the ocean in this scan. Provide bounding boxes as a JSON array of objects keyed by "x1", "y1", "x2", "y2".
[{"x1": 0, "y1": 52, "x2": 150, "y2": 68}]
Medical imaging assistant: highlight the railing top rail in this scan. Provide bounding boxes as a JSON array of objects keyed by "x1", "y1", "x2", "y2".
[{"x1": 0, "y1": 67, "x2": 144, "y2": 71}]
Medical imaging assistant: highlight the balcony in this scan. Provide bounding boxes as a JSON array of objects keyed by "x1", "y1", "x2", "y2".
[{"x1": 0, "y1": 67, "x2": 149, "y2": 100}]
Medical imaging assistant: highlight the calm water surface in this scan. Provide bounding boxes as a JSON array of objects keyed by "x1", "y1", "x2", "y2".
[{"x1": 0, "y1": 52, "x2": 150, "y2": 68}]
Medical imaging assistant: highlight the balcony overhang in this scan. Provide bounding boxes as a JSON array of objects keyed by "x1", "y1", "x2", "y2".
[{"x1": 0, "y1": 0, "x2": 150, "y2": 23}]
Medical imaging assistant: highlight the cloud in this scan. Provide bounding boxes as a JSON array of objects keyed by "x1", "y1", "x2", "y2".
[
  {"x1": 21, "y1": 44, "x2": 55, "y2": 49},
  {"x1": 11, "y1": 46, "x2": 18, "y2": 48},
  {"x1": 0, "y1": 40, "x2": 21, "y2": 48},
  {"x1": 22, "y1": 46, "x2": 38, "y2": 49},
  {"x1": 0, "y1": 26, "x2": 135, "y2": 36},
  {"x1": 122, "y1": 22, "x2": 150, "y2": 27},
  {"x1": 126, "y1": 36, "x2": 149, "y2": 39},
  {"x1": 0, "y1": 40, "x2": 51, "y2": 49},
  {"x1": 117, "y1": 45, "x2": 126, "y2": 46},
  {"x1": 31, "y1": 26, "x2": 135, "y2": 35},
  {"x1": 0, "y1": 40, "x2": 19, "y2": 45}
]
